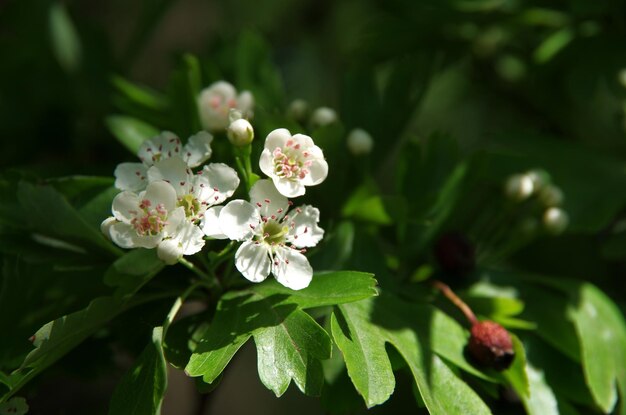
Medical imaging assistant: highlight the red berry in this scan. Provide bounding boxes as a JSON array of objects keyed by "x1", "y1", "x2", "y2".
[{"x1": 468, "y1": 321, "x2": 515, "y2": 371}]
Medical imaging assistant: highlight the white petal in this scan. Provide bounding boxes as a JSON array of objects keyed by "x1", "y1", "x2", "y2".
[
  {"x1": 157, "y1": 221, "x2": 206, "y2": 265},
  {"x1": 137, "y1": 131, "x2": 182, "y2": 166},
  {"x1": 301, "y1": 157, "x2": 328, "y2": 186},
  {"x1": 286, "y1": 205, "x2": 324, "y2": 248},
  {"x1": 100, "y1": 217, "x2": 117, "y2": 240},
  {"x1": 272, "y1": 247, "x2": 313, "y2": 290},
  {"x1": 264, "y1": 128, "x2": 291, "y2": 151},
  {"x1": 110, "y1": 222, "x2": 160, "y2": 249},
  {"x1": 197, "y1": 82, "x2": 236, "y2": 132},
  {"x1": 184, "y1": 131, "x2": 213, "y2": 167},
  {"x1": 194, "y1": 163, "x2": 239, "y2": 206},
  {"x1": 156, "y1": 238, "x2": 181, "y2": 265},
  {"x1": 144, "y1": 180, "x2": 178, "y2": 212},
  {"x1": 219, "y1": 200, "x2": 260, "y2": 241},
  {"x1": 164, "y1": 207, "x2": 186, "y2": 236},
  {"x1": 292, "y1": 133, "x2": 314, "y2": 148},
  {"x1": 236, "y1": 90, "x2": 255, "y2": 118},
  {"x1": 201, "y1": 206, "x2": 227, "y2": 239},
  {"x1": 112, "y1": 191, "x2": 140, "y2": 223},
  {"x1": 250, "y1": 179, "x2": 289, "y2": 218},
  {"x1": 147, "y1": 157, "x2": 191, "y2": 196},
  {"x1": 259, "y1": 149, "x2": 274, "y2": 178},
  {"x1": 272, "y1": 177, "x2": 305, "y2": 198},
  {"x1": 114, "y1": 163, "x2": 148, "y2": 191},
  {"x1": 235, "y1": 240, "x2": 270, "y2": 283}
]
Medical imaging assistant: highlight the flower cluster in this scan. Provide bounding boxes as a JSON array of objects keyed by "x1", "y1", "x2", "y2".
[
  {"x1": 103, "y1": 83, "x2": 329, "y2": 290},
  {"x1": 102, "y1": 130, "x2": 239, "y2": 264}
]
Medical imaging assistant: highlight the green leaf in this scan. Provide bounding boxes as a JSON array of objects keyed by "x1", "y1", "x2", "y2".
[
  {"x1": 332, "y1": 294, "x2": 491, "y2": 413},
  {"x1": 104, "y1": 249, "x2": 164, "y2": 298},
  {"x1": 108, "y1": 327, "x2": 167, "y2": 415},
  {"x1": 112, "y1": 75, "x2": 169, "y2": 112},
  {"x1": 49, "y1": 3, "x2": 81, "y2": 73},
  {"x1": 565, "y1": 284, "x2": 621, "y2": 412},
  {"x1": 106, "y1": 115, "x2": 160, "y2": 155},
  {"x1": 2, "y1": 250, "x2": 163, "y2": 402},
  {"x1": 186, "y1": 271, "x2": 377, "y2": 394},
  {"x1": 254, "y1": 309, "x2": 331, "y2": 396},
  {"x1": 17, "y1": 181, "x2": 119, "y2": 257},
  {"x1": 501, "y1": 335, "x2": 530, "y2": 399}
]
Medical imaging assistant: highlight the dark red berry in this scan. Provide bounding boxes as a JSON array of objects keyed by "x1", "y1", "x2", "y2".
[
  {"x1": 434, "y1": 232, "x2": 476, "y2": 276},
  {"x1": 467, "y1": 321, "x2": 515, "y2": 371}
]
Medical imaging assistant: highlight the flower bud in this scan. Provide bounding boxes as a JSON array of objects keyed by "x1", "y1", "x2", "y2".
[
  {"x1": 228, "y1": 108, "x2": 243, "y2": 123},
  {"x1": 538, "y1": 185, "x2": 564, "y2": 207},
  {"x1": 525, "y1": 169, "x2": 549, "y2": 191},
  {"x1": 543, "y1": 207, "x2": 568, "y2": 235},
  {"x1": 434, "y1": 232, "x2": 476, "y2": 277},
  {"x1": 347, "y1": 128, "x2": 374, "y2": 156},
  {"x1": 504, "y1": 174, "x2": 534, "y2": 201},
  {"x1": 287, "y1": 99, "x2": 309, "y2": 122},
  {"x1": 310, "y1": 107, "x2": 338, "y2": 129},
  {"x1": 467, "y1": 321, "x2": 515, "y2": 371},
  {"x1": 227, "y1": 118, "x2": 254, "y2": 147}
]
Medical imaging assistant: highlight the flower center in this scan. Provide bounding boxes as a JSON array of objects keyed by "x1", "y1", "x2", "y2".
[
  {"x1": 260, "y1": 220, "x2": 288, "y2": 245},
  {"x1": 177, "y1": 194, "x2": 201, "y2": 218},
  {"x1": 272, "y1": 141, "x2": 313, "y2": 181},
  {"x1": 131, "y1": 199, "x2": 168, "y2": 236}
]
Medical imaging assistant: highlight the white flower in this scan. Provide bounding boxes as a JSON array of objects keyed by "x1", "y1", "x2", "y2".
[
  {"x1": 346, "y1": 128, "x2": 374, "y2": 155},
  {"x1": 259, "y1": 128, "x2": 328, "y2": 198},
  {"x1": 197, "y1": 81, "x2": 254, "y2": 132},
  {"x1": 309, "y1": 106, "x2": 338, "y2": 129},
  {"x1": 227, "y1": 118, "x2": 254, "y2": 147},
  {"x1": 105, "y1": 180, "x2": 204, "y2": 264},
  {"x1": 114, "y1": 131, "x2": 213, "y2": 192},
  {"x1": 146, "y1": 156, "x2": 240, "y2": 222},
  {"x1": 287, "y1": 99, "x2": 309, "y2": 122},
  {"x1": 205, "y1": 179, "x2": 324, "y2": 290}
]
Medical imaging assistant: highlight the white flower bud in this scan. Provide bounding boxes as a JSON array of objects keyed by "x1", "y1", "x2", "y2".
[
  {"x1": 543, "y1": 207, "x2": 569, "y2": 235},
  {"x1": 539, "y1": 185, "x2": 564, "y2": 207},
  {"x1": 347, "y1": 128, "x2": 374, "y2": 156},
  {"x1": 287, "y1": 99, "x2": 309, "y2": 122},
  {"x1": 504, "y1": 174, "x2": 534, "y2": 201},
  {"x1": 310, "y1": 107, "x2": 338, "y2": 129},
  {"x1": 227, "y1": 118, "x2": 254, "y2": 147},
  {"x1": 525, "y1": 169, "x2": 549, "y2": 191},
  {"x1": 229, "y1": 108, "x2": 243, "y2": 123},
  {"x1": 618, "y1": 68, "x2": 626, "y2": 89}
]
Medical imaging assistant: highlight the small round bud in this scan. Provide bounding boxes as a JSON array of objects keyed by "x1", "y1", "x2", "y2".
[
  {"x1": 538, "y1": 185, "x2": 564, "y2": 207},
  {"x1": 227, "y1": 119, "x2": 254, "y2": 147},
  {"x1": 525, "y1": 169, "x2": 550, "y2": 191},
  {"x1": 618, "y1": 69, "x2": 626, "y2": 89},
  {"x1": 310, "y1": 107, "x2": 338, "y2": 129},
  {"x1": 347, "y1": 128, "x2": 374, "y2": 156},
  {"x1": 434, "y1": 232, "x2": 476, "y2": 277},
  {"x1": 467, "y1": 321, "x2": 515, "y2": 371},
  {"x1": 543, "y1": 207, "x2": 569, "y2": 235},
  {"x1": 228, "y1": 108, "x2": 243, "y2": 123},
  {"x1": 504, "y1": 174, "x2": 534, "y2": 201},
  {"x1": 287, "y1": 99, "x2": 309, "y2": 122}
]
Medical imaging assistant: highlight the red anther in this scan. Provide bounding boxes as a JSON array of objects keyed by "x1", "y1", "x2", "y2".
[
  {"x1": 249, "y1": 224, "x2": 256, "y2": 229},
  {"x1": 285, "y1": 259, "x2": 290, "y2": 264},
  {"x1": 146, "y1": 148, "x2": 153, "y2": 152},
  {"x1": 271, "y1": 215, "x2": 276, "y2": 220},
  {"x1": 277, "y1": 208, "x2": 283, "y2": 213},
  {"x1": 179, "y1": 181, "x2": 185, "y2": 186},
  {"x1": 264, "y1": 199, "x2": 271, "y2": 204},
  {"x1": 135, "y1": 171, "x2": 141, "y2": 176},
  {"x1": 287, "y1": 201, "x2": 293, "y2": 206},
  {"x1": 256, "y1": 202, "x2": 263, "y2": 208},
  {"x1": 187, "y1": 152, "x2": 192, "y2": 157},
  {"x1": 304, "y1": 227, "x2": 308, "y2": 233},
  {"x1": 213, "y1": 187, "x2": 219, "y2": 192}
]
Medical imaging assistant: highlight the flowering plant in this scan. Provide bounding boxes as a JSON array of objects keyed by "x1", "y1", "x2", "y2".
[{"x1": 2, "y1": 8, "x2": 626, "y2": 415}]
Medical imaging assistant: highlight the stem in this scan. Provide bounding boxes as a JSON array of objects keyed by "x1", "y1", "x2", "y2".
[
  {"x1": 163, "y1": 282, "x2": 201, "y2": 336},
  {"x1": 432, "y1": 280, "x2": 478, "y2": 325},
  {"x1": 178, "y1": 257, "x2": 222, "y2": 293}
]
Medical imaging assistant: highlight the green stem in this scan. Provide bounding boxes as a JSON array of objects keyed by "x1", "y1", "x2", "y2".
[
  {"x1": 163, "y1": 282, "x2": 201, "y2": 336},
  {"x1": 178, "y1": 257, "x2": 222, "y2": 293}
]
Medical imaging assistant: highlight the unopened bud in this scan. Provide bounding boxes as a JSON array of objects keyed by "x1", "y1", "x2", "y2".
[
  {"x1": 525, "y1": 169, "x2": 549, "y2": 191},
  {"x1": 543, "y1": 207, "x2": 568, "y2": 235},
  {"x1": 227, "y1": 119, "x2": 254, "y2": 147},
  {"x1": 347, "y1": 128, "x2": 374, "y2": 156},
  {"x1": 538, "y1": 185, "x2": 564, "y2": 207},
  {"x1": 310, "y1": 107, "x2": 338, "y2": 129},
  {"x1": 287, "y1": 99, "x2": 309, "y2": 122},
  {"x1": 434, "y1": 232, "x2": 476, "y2": 277},
  {"x1": 228, "y1": 108, "x2": 243, "y2": 123},
  {"x1": 504, "y1": 174, "x2": 534, "y2": 201},
  {"x1": 468, "y1": 321, "x2": 515, "y2": 371}
]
